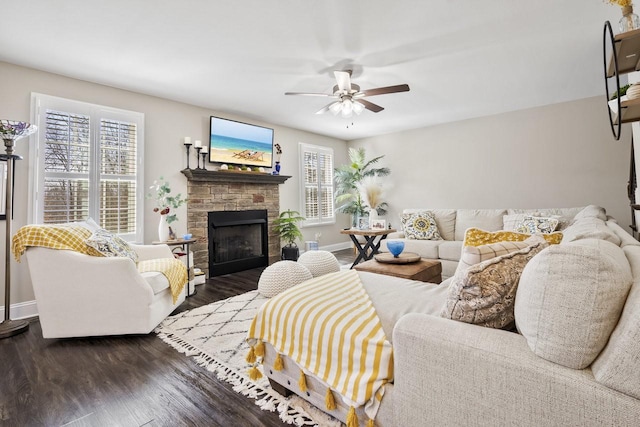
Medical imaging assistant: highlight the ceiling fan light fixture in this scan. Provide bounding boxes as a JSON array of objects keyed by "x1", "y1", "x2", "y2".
[
  {"x1": 353, "y1": 101, "x2": 365, "y2": 115},
  {"x1": 341, "y1": 98, "x2": 354, "y2": 118},
  {"x1": 329, "y1": 101, "x2": 343, "y2": 115}
]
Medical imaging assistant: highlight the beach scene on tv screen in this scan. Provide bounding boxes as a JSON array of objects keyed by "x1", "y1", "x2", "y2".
[{"x1": 209, "y1": 118, "x2": 273, "y2": 167}]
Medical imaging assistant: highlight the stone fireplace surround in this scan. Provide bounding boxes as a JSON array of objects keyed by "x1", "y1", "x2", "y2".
[{"x1": 181, "y1": 169, "x2": 290, "y2": 276}]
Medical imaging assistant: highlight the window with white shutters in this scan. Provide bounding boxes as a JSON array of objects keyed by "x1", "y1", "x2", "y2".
[
  {"x1": 299, "y1": 143, "x2": 334, "y2": 226},
  {"x1": 31, "y1": 94, "x2": 144, "y2": 241}
]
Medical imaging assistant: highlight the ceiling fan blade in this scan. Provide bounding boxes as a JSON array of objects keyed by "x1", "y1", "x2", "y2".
[
  {"x1": 285, "y1": 92, "x2": 335, "y2": 97},
  {"x1": 315, "y1": 101, "x2": 341, "y2": 115},
  {"x1": 360, "y1": 84, "x2": 410, "y2": 97},
  {"x1": 334, "y1": 70, "x2": 352, "y2": 93},
  {"x1": 358, "y1": 99, "x2": 384, "y2": 113}
]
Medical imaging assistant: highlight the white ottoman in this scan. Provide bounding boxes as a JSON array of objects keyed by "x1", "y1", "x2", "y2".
[
  {"x1": 297, "y1": 250, "x2": 341, "y2": 278},
  {"x1": 258, "y1": 261, "x2": 312, "y2": 298}
]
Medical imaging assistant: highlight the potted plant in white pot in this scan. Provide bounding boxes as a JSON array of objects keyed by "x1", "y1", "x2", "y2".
[
  {"x1": 334, "y1": 147, "x2": 390, "y2": 228},
  {"x1": 273, "y1": 209, "x2": 305, "y2": 260}
]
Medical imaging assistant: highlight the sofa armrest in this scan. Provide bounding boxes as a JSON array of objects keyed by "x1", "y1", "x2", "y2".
[
  {"x1": 392, "y1": 313, "x2": 640, "y2": 426},
  {"x1": 130, "y1": 243, "x2": 174, "y2": 261}
]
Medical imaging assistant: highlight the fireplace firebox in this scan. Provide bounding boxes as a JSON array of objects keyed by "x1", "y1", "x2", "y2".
[{"x1": 208, "y1": 209, "x2": 268, "y2": 276}]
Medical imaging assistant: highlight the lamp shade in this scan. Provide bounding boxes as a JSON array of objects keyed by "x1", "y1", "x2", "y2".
[{"x1": 0, "y1": 120, "x2": 37, "y2": 141}]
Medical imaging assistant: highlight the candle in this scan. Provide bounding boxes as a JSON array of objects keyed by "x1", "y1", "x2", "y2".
[
  {"x1": 201, "y1": 146, "x2": 208, "y2": 153},
  {"x1": 195, "y1": 140, "x2": 202, "y2": 147},
  {"x1": 184, "y1": 137, "x2": 191, "y2": 145}
]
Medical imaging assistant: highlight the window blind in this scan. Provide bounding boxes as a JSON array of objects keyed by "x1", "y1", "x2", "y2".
[
  {"x1": 299, "y1": 143, "x2": 335, "y2": 226},
  {"x1": 32, "y1": 94, "x2": 144, "y2": 241}
]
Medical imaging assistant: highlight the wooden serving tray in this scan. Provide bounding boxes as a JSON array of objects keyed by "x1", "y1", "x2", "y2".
[{"x1": 374, "y1": 252, "x2": 421, "y2": 264}]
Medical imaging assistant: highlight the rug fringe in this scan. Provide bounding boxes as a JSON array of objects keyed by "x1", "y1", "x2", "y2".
[{"x1": 155, "y1": 328, "x2": 328, "y2": 426}]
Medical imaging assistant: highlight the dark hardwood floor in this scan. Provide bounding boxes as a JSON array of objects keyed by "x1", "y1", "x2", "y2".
[{"x1": 0, "y1": 249, "x2": 354, "y2": 427}]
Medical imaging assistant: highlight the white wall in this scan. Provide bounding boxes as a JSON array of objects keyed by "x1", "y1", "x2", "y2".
[
  {"x1": 0, "y1": 61, "x2": 348, "y2": 308},
  {"x1": 349, "y1": 96, "x2": 632, "y2": 232}
]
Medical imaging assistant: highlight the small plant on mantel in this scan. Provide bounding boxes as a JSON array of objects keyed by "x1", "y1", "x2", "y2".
[{"x1": 272, "y1": 209, "x2": 305, "y2": 260}]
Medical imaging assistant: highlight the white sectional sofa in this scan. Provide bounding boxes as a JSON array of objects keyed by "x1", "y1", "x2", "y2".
[
  {"x1": 380, "y1": 206, "x2": 594, "y2": 279},
  {"x1": 262, "y1": 204, "x2": 640, "y2": 426}
]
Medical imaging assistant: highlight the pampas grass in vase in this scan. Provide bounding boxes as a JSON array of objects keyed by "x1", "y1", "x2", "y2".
[{"x1": 356, "y1": 176, "x2": 387, "y2": 223}]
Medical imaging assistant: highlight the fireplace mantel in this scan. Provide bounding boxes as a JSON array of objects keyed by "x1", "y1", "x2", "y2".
[{"x1": 181, "y1": 168, "x2": 291, "y2": 184}]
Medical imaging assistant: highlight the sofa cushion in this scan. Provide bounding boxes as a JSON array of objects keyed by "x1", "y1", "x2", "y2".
[
  {"x1": 382, "y1": 238, "x2": 442, "y2": 259},
  {"x1": 441, "y1": 237, "x2": 547, "y2": 329},
  {"x1": 573, "y1": 205, "x2": 607, "y2": 221},
  {"x1": 561, "y1": 217, "x2": 621, "y2": 246},
  {"x1": 403, "y1": 209, "x2": 456, "y2": 241},
  {"x1": 85, "y1": 228, "x2": 138, "y2": 263},
  {"x1": 359, "y1": 271, "x2": 449, "y2": 342},
  {"x1": 463, "y1": 228, "x2": 563, "y2": 246},
  {"x1": 591, "y1": 245, "x2": 640, "y2": 399},
  {"x1": 455, "y1": 240, "x2": 532, "y2": 276},
  {"x1": 454, "y1": 209, "x2": 507, "y2": 241},
  {"x1": 514, "y1": 239, "x2": 632, "y2": 369},
  {"x1": 140, "y1": 271, "x2": 170, "y2": 294},
  {"x1": 514, "y1": 215, "x2": 559, "y2": 234},
  {"x1": 401, "y1": 211, "x2": 442, "y2": 240},
  {"x1": 438, "y1": 240, "x2": 463, "y2": 262}
]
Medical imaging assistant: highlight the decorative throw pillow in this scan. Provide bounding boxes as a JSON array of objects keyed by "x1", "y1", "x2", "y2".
[
  {"x1": 463, "y1": 227, "x2": 563, "y2": 247},
  {"x1": 401, "y1": 211, "x2": 442, "y2": 240},
  {"x1": 441, "y1": 237, "x2": 548, "y2": 329},
  {"x1": 515, "y1": 239, "x2": 632, "y2": 369},
  {"x1": 85, "y1": 229, "x2": 138, "y2": 263},
  {"x1": 503, "y1": 213, "x2": 571, "y2": 231},
  {"x1": 514, "y1": 215, "x2": 559, "y2": 234},
  {"x1": 455, "y1": 240, "x2": 532, "y2": 277}
]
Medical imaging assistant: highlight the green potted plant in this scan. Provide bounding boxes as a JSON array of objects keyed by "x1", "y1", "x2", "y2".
[
  {"x1": 334, "y1": 147, "x2": 390, "y2": 227},
  {"x1": 273, "y1": 209, "x2": 305, "y2": 260}
]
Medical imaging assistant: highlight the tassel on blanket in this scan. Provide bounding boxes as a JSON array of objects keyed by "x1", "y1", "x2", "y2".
[
  {"x1": 246, "y1": 346, "x2": 257, "y2": 364},
  {"x1": 299, "y1": 369, "x2": 308, "y2": 392},
  {"x1": 254, "y1": 340, "x2": 265, "y2": 357},
  {"x1": 248, "y1": 365, "x2": 263, "y2": 381},
  {"x1": 366, "y1": 418, "x2": 375, "y2": 427},
  {"x1": 346, "y1": 406, "x2": 358, "y2": 427},
  {"x1": 325, "y1": 388, "x2": 336, "y2": 411},
  {"x1": 274, "y1": 353, "x2": 284, "y2": 371}
]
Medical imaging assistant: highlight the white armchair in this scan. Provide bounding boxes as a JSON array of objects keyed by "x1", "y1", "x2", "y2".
[{"x1": 26, "y1": 243, "x2": 185, "y2": 338}]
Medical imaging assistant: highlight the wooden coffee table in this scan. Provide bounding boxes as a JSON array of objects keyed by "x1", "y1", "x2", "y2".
[{"x1": 354, "y1": 258, "x2": 442, "y2": 283}]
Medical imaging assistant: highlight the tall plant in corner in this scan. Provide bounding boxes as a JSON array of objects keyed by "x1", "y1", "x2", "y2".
[{"x1": 334, "y1": 147, "x2": 390, "y2": 226}]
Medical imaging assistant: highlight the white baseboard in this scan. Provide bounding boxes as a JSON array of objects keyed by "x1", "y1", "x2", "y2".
[
  {"x1": 320, "y1": 241, "x2": 352, "y2": 252},
  {"x1": 0, "y1": 300, "x2": 38, "y2": 320},
  {"x1": 300, "y1": 241, "x2": 351, "y2": 254}
]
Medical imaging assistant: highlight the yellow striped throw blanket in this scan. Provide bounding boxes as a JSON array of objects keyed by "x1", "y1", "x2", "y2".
[{"x1": 246, "y1": 270, "x2": 393, "y2": 427}]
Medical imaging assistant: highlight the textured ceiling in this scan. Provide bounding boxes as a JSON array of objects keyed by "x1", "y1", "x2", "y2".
[{"x1": 0, "y1": 0, "x2": 625, "y2": 140}]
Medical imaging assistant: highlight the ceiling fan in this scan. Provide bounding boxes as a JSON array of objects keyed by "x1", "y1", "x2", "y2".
[{"x1": 285, "y1": 70, "x2": 410, "y2": 118}]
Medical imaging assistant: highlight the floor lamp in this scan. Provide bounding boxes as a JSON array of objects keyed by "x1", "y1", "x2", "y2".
[{"x1": 0, "y1": 120, "x2": 37, "y2": 339}]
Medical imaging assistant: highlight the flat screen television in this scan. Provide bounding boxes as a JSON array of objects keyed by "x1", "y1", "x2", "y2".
[{"x1": 208, "y1": 116, "x2": 274, "y2": 168}]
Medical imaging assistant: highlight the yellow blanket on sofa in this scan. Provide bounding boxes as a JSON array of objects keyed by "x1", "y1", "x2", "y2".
[{"x1": 247, "y1": 270, "x2": 393, "y2": 425}]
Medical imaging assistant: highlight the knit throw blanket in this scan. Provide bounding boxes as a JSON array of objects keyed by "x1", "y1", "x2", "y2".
[
  {"x1": 138, "y1": 258, "x2": 188, "y2": 304},
  {"x1": 246, "y1": 270, "x2": 393, "y2": 427}
]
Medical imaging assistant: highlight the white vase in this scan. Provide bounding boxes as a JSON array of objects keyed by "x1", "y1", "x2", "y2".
[
  {"x1": 369, "y1": 209, "x2": 378, "y2": 226},
  {"x1": 158, "y1": 214, "x2": 170, "y2": 242}
]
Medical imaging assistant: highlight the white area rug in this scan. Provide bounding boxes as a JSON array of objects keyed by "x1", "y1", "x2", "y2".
[{"x1": 155, "y1": 291, "x2": 342, "y2": 427}]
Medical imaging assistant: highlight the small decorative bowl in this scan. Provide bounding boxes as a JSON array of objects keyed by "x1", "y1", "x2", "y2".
[
  {"x1": 386, "y1": 240, "x2": 405, "y2": 258},
  {"x1": 183, "y1": 233, "x2": 193, "y2": 240}
]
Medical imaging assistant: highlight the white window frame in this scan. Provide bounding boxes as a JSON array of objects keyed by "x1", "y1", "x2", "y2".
[
  {"x1": 30, "y1": 93, "x2": 144, "y2": 242},
  {"x1": 298, "y1": 142, "x2": 335, "y2": 227}
]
